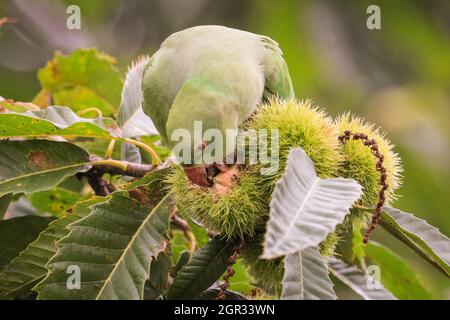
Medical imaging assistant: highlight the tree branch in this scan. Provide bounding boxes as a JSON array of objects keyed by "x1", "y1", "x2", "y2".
[
  {"x1": 90, "y1": 155, "x2": 157, "y2": 177},
  {"x1": 78, "y1": 156, "x2": 160, "y2": 196},
  {"x1": 77, "y1": 169, "x2": 115, "y2": 196}
]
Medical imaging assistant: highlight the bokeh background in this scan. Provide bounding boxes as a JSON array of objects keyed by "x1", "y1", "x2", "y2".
[{"x1": 0, "y1": 0, "x2": 449, "y2": 298}]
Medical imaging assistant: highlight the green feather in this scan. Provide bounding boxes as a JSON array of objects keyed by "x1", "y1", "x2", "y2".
[{"x1": 142, "y1": 25, "x2": 295, "y2": 161}]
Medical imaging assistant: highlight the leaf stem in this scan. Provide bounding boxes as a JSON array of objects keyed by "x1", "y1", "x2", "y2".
[
  {"x1": 104, "y1": 139, "x2": 117, "y2": 159},
  {"x1": 378, "y1": 218, "x2": 448, "y2": 276},
  {"x1": 77, "y1": 107, "x2": 103, "y2": 118},
  {"x1": 123, "y1": 138, "x2": 161, "y2": 165},
  {"x1": 92, "y1": 159, "x2": 128, "y2": 172}
]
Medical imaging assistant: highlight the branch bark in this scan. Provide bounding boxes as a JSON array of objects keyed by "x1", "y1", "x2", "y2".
[
  {"x1": 78, "y1": 156, "x2": 159, "y2": 196},
  {"x1": 90, "y1": 155, "x2": 157, "y2": 177}
]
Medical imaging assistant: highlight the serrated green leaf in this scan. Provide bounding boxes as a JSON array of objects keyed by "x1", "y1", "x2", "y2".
[
  {"x1": 263, "y1": 148, "x2": 363, "y2": 259},
  {"x1": 281, "y1": 247, "x2": 336, "y2": 300},
  {"x1": 117, "y1": 56, "x2": 158, "y2": 138},
  {"x1": 0, "y1": 99, "x2": 37, "y2": 113},
  {"x1": 28, "y1": 188, "x2": 86, "y2": 217},
  {"x1": 0, "y1": 197, "x2": 105, "y2": 300},
  {"x1": 1, "y1": 170, "x2": 171, "y2": 300},
  {"x1": 380, "y1": 207, "x2": 450, "y2": 276},
  {"x1": 328, "y1": 258, "x2": 397, "y2": 300},
  {"x1": 35, "y1": 188, "x2": 172, "y2": 299},
  {"x1": 0, "y1": 140, "x2": 91, "y2": 197},
  {"x1": 38, "y1": 49, "x2": 123, "y2": 115},
  {"x1": 0, "y1": 216, "x2": 54, "y2": 273},
  {"x1": 143, "y1": 249, "x2": 172, "y2": 300},
  {"x1": 123, "y1": 167, "x2": 170, "y2": 191},
  {"x1": 364, "y1": 242, "x2": 431, "y2": 299},
  {"x1": 0, "y1": 106, "x2": 120, "y2": 139},
  {"x1": 173, "y1": 251, "x2": 191, "y2": 278},
  {"x1": 167, "y1": 237, "x2": 235, "y2": 300}
]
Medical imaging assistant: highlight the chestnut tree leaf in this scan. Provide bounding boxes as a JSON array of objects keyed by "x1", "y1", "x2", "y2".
[
  {"x1": 0, "y1": 106, "x2": 120, "y2": 139},
  {"x1": 0, "y1": 140, "x2": 91, "y2": 197},
  {"x1": 167, "y1": 237, "x2": 235, "y2": 300},
  {"x1": 0, "y1": 216, "x2": 54, "y2": 273},
  {"x1": 117, "y1": 56, "x2": 158, "y2": 138},
  {"x1": 328, "y1": 257, "x2": 397, "y2": 300},
  {"x1": 380, "y1": 207, "x2": 450, "y2": 276},
  {"x1": 28, "y1": 188, "x2": 87, "y2": 218},
  {"x1": 38, "y1": 49, "x2": 123, "y2": 116},
  {"x1": 35, "y1": 182, "x2": 171, "y2": 299},
  {"x1": 0, "y1": 197, "x2": 106, "y2": 300},
  {"x1": 262, "y1": 148, "x2": 363, "y2": 259},
  {"x1": 364, "y1": 241, "x2": 431, "y2": 299},
  {"x1": 282, "y1": 247, "x2": 336, "y2": 300}
]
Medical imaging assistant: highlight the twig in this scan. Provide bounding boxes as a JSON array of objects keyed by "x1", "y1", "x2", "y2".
[
  {"x1": 90, "y1": 155, "x2": 157, "y2": 177},
  {"x1": 77, "y1": 169, "x2": 115, "y2": 196},
  {"x1": 78, "y1": 156, "x2": 159, "y2": 196}
]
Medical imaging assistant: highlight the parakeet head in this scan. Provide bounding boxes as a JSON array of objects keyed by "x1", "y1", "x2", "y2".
[
  {"x1": 165, "y1": 79, "x2": 240, "y2": 167},
  {"x1": 141, "y1": 26, "x2": 295, "y2": 186}
]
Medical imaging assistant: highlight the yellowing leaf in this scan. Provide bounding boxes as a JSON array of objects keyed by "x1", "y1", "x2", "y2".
[{"x1": 38, "y1": 49, "x2": 123, "y2": 116}]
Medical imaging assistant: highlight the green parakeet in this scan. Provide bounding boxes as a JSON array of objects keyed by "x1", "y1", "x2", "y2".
[{"x1": 142, "y1": 25, "x2": 294, "y2": 185}]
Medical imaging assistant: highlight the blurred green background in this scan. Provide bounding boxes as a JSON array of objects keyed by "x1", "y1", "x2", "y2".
[{"x1": 0, "y1": 0, "x2": 448, "y2": 298}]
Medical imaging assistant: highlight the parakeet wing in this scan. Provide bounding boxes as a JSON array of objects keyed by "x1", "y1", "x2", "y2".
[
  {"x1": 260, "y1": 36, "x2": 295, "y2": 100},
  {"x1": 142, "y1": 48, "x2": 181, "y2": 144}
]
